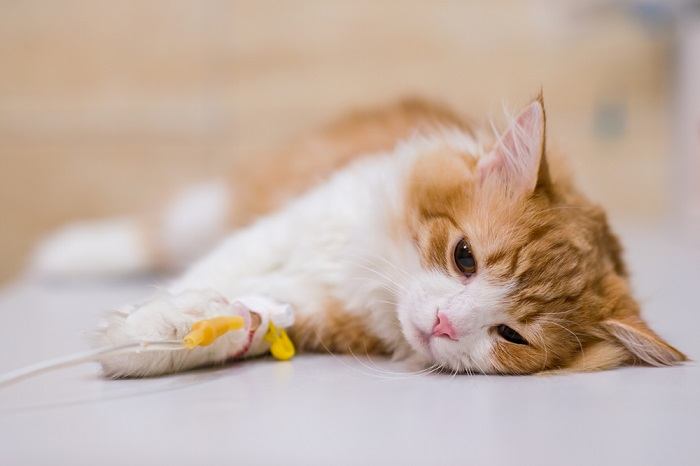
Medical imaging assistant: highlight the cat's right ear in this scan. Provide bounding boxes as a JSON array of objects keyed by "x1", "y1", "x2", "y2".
[{"x1": 478, "y1": 96, "x2": 550, "y2": 196}]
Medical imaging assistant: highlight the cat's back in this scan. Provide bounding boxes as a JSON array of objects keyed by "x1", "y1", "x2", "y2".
[{"x1": 227, "y1": 98, "x2": 475, "y2": 226}]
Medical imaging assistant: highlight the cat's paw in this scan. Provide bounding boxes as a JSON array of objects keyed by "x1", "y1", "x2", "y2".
[
  {"x1": 95, "y1": 290, "x2": 252, "y2": 377},
  {"x1": 96, "y1": 290, "x2": 249, "y2": 344}
]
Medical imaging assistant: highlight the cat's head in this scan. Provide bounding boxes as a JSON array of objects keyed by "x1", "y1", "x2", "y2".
[{"x1": 396, "y1": 96, "x2": 686, "y2": 374}]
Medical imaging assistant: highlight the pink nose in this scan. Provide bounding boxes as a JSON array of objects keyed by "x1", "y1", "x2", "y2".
[{"x1": 432, "y1": 312, "x2": 458, "y2": 340}]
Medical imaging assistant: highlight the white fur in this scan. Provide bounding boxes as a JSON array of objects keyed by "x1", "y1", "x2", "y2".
[
  {"x1": 397, "y1": 271, "x2": 513, "y2": 373},
  {"x1": 95, "y1": 129, "x2": 515, "y2": 376}
]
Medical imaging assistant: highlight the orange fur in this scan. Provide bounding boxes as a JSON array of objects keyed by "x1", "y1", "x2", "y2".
[
  {"x1": 289, "y1": 300, "x2": 388, "y2": 355},
  {"x1": 227, "y1": 98, "x2": 472, "y2": 227}
]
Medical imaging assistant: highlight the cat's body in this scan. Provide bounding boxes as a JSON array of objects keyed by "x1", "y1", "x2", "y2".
[{"x1": 32, "y1": 97, "x2": 686, "y2": 376}]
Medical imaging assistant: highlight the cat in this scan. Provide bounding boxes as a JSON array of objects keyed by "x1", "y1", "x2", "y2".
[{"x1": 30, "y1": 95, "x2": 686, "y2": 376}]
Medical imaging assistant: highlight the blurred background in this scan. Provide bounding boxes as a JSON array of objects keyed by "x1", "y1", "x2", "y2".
[{"x1": 1, "y1": 0, "x2": 699, "y2": 284}]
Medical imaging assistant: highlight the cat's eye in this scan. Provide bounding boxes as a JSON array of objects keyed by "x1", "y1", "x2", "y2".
[
  {"x1": 496, "y1": 324, "x2": 528, "y2": 345},
  {"x1": 453, "y1": 239, "x2": 477, "y2": 276}
]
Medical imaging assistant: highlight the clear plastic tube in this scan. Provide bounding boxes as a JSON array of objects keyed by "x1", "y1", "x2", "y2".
[{"x1": 0, "y1": 341, "x2": 184, "y2": 388}]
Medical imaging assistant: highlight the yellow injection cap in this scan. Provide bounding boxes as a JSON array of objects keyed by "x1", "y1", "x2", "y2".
[
  {"x1": 264, "y1": 321, "x2": 295, "y2": 361},
  {"x1": 183, "y1": 315, "x2": 246, "y2": 349}
]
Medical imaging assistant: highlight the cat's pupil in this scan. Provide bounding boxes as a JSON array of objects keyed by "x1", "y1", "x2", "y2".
[
  {"x1": 453, "y1": 239, "x2": 476, "y2": 275},
  {"x1": 496, "y1": 324, "x2": 528, "y2": 345}
]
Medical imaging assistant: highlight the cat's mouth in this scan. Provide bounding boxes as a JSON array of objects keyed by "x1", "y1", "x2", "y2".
[
  {"x1": 410, "y1": 325, "x2": 434, "y2": 357},
  {"x1": 411, "y1": 324, "x2": 458, "y2": 362},
  {"x1": 409, "y1": 322, "x2": 470, "y2": 370}
]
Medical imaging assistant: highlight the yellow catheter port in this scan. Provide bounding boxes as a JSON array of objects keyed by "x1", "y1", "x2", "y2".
[
  {"x1": 264, "y1": 321, "x2": 295, "y2": 361},
  {"x1": 183, "y1": 315, "x2": 246, "y2": 349}
]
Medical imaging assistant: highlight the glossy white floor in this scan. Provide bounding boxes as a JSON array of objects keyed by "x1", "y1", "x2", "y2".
[{"x1": 0, "y1": 225, "x2": 698, "y2": 466}]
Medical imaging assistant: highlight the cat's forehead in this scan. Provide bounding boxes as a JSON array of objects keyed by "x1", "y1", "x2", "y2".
[{"x1": 404, "y1": 147, "x2": 478, "y2": 224}]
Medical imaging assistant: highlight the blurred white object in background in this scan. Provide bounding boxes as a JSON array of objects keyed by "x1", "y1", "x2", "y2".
[{"x1": 676, "y1": 11, "x2": 700, "y2": 237}]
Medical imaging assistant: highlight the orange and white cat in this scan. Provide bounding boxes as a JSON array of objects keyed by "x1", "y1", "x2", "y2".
[{"x1": 31, "y1": 96, "x2": 686, "y2": 376}]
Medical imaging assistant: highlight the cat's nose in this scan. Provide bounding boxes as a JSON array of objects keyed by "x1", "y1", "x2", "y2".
[{"x1": 432, "y1": 312, "x2": 458, "y2": 340}]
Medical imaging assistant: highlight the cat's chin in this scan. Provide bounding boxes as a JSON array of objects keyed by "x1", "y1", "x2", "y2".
[
  {"x1": 396, "y1": 351, "x2": 434, "y2": 372},
  {"x1": 399, "y1": 349, "x2": 471, "y2": 374},
  {"x1": 395, "y1": 332, "x2": 459, "y2": 372},
  {"x1": 412, "y1": 338, "x2": 489, "y2": 374}
]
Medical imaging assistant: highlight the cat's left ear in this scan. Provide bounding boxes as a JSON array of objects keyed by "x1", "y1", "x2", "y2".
[
  {"x1": 478, "y1": 95, "x2": 550, "y2": 196},
  {"x1": 601, "y1": 315, "x2": 687, "y2": 367},
  {"x1": 554, "y1": 315, "x2": 686, "y2": 373}
]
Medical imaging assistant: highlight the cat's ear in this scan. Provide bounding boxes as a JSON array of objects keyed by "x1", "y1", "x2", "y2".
[
  {"x1": 601, "y1": 315, "x2": 687, "y2": 367},
  {"x1": 556, "y1": 316, "x2": 686, "y2": 373},
  {"x1": 478, "y1": 96, "x2": 550, "y2": 196}
]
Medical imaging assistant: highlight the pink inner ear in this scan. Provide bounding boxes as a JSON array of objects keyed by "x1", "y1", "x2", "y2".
[{"x1": 478, "y1": 101, "x2": 544, "y2": 194}]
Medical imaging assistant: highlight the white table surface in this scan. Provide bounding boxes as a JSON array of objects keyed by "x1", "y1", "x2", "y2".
[{"x1": 0, "y1": 226, "x2": 698, "y2": 466}]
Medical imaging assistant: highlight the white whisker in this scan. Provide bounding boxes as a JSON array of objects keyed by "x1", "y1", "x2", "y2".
[
  {"x1": 346, "y1": 261, "x2": 407, "y2": 293},
  {"x1": 539, "y1": 318, "x2": 584, "y2": 357}
]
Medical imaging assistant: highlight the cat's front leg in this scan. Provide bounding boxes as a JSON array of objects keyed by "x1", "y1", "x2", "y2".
[{"x1": 95, "y1": 290, "x2": 284, "y2": 377}]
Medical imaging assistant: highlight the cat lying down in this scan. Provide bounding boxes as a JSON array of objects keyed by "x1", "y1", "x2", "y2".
[{"x1": 32, "y1": 94, "x2": 686, "y2": 376}]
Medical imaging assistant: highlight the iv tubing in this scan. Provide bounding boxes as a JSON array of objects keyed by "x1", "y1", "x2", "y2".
[{"x1": 0, "y1": 341, "x2": 184, "y2": 388}]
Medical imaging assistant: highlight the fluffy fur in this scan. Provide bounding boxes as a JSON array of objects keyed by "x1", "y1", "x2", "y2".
[{"x1": 33, "y1": 96, "x2": 686, "y2": 376}]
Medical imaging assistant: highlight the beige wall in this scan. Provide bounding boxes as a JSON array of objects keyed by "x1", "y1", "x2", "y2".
[{"x1": 0, "y1": 0, "x2": 673, "y2": 283}]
